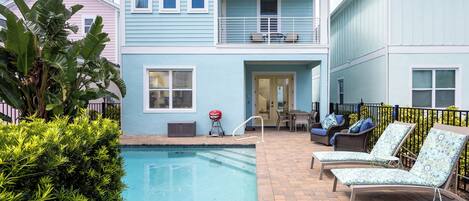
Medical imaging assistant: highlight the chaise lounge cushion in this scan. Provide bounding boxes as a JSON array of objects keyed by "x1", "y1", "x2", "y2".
[
  {"x1": 311, "y1": 128, "x2": 327, "y2": 136},
  {"x1": 369, "y1": 123, "x2": 412, "y2": 157},
  {"x1": 331, "y1": 168, "x2": 431, "y2": 186}
]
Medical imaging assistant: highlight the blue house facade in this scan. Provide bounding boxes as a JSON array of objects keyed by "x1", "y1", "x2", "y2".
[
  {"x1": 330, "y1": 0, "x2": 469, "y2": 109},
  {"x1": 120, "y1": 0, "x2": 330, "y2": 135}
]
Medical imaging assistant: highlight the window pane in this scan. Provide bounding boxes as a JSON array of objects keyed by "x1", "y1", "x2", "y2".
[
  {"x1": 173, "y1": 91, "x2": 192, "y2": 108},
  {"x1": 149, "y1": 71, "x2": 169, "y2": 89},
  {"x1": 85, "y1": 18, "x2": 94, "y2": 25},
  {"x1": 436, "y1": 70, "x2": 455, "y2": 88},
  {"x1": 164, "y1": 0, "x2": 176, "y2": 8},
  {"x1": 136, "y1": 0, "x2": 148, "y2": 8},
  {"x1": 173, "y1": 71, "x2": 192, "y2": 89},
  {"x1": 435, "y1": 90, "x2": 455, "y2": 108},
  {"x1": 192, "y1": 0, "x2": 204, "y2": 8},
  {"x1": 260, "y1": 0, "x2": 278, "y2": 15},
  {"x1": 412, "y1": 70, "x2": 432, "y2": 88},
  {"x1": 412, "y1": 90, "x2": 432, "y2": 107},
  {"x1": 84, "y1": 26, "x2": 91, "y2": 33},
  {"x1": 149, "y1": 91, "x2": 169, "y2": 108}
]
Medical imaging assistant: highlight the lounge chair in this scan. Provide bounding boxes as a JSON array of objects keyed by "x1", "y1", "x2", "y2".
[
  {"x1": 331, "y1": 124, "x2": 469, "y2": 201},
  {"x1": 311, "y1": 121, "x2": 416, "y2": 179},
  {"x1": 250, "y1": 33, "x2": 265, "y2": 42}
]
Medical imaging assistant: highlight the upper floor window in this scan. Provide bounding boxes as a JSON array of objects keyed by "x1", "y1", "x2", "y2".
[
  {"x1": 159, "y1": 0, "x2": 180, "y2": 13},
  {"x1": 144, "y1": 67, "x2": 195, "y2": 112},
  {"x1": 83, "y1": 17, "x2": 95, "y2": 34},
  {"x1": 412, "y1": 69, "x2": 457, "y2": 108},
  {"x1": 188, "y1": 0, "x2": 208, "y2": 13},
  {"x1": 132, "y1": 0, "x2": 153, "y2": 13}
]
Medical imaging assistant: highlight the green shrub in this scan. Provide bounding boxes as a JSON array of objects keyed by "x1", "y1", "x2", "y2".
[{"x1": 0, "y1": 112, "x2": 125, "y2": 200}]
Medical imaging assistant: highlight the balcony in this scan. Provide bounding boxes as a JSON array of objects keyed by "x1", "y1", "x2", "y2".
[{"x1": 217, "y1": 16, "x2": 321, "y2": 46}]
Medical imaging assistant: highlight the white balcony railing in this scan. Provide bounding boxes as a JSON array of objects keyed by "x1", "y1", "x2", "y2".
[{"x1": 218, "y1": 16, "x2": 320, "y2": 45}]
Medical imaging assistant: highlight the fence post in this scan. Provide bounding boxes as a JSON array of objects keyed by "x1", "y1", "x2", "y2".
[
  {"x1": 102, "y1": 102, "x2": 106, "y2": 118},
  {"x1": 357, "y1": 102, "x2": 362, "y2": 120},
  {"x1": 393, "y1": 105, "x2": 399, "y2": 121},
  {"x1": 329, "y1": 103, "x2": 333, "y2": 114}
]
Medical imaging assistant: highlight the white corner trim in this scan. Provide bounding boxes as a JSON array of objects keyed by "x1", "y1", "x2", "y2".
[
  {"x1": 389, "y1": 46, "x2": 469, "y2": 54},
  {"x1": 131, "y1": 0, "x2": 153, "y2": 13},
  {"x1": 330, "y1": 47, "x2": 387, "y2": 73},
  {"x1": 120, "y1": 0, "x2": 126, "y2": 48},
  {"x1": 143, "y1": 65, "x2": 197, "y2": 113},
  {"x1": 187, "y1": 0, "x2": 209, "y2": 13},
  {"x1": 159, "y1": 0, "x2": 181, "y2": 13}
]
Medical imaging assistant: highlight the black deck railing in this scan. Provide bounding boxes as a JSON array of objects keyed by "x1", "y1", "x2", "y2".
[
  {"x1": 0, "y1": 102, "x2": 121, "y2": 124},
  {"x1": 321, "y1": 102, "x2": 469, "y2": 193}
]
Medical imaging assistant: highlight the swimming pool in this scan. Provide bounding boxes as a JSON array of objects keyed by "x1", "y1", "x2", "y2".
[{"x1": 121, "y1": 146, "x2": 257, "y2": 201}]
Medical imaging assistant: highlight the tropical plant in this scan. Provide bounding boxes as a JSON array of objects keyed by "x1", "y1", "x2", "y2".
[
  {"x1": 0, "y1": 111, "x2": 125, "y2": 200},
  {"x1": 0, "y1": 0, "x2": 126, "y2": 120}
]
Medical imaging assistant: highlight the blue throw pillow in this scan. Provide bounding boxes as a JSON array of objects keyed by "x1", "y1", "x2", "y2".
[
  {"x1": 321, "y1": 113, "x2": 338, "y2": 130},
  {"x1": 348, "y1": 119, "x2": 364, "y2": 133},
  {"x1": 359, "y1": 118, "x2": 374, "y2": 133}
]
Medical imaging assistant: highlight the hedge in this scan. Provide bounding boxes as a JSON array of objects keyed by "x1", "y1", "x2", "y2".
[{"x1": 0, "y1": 112, "x2": 125, "y2": 201}]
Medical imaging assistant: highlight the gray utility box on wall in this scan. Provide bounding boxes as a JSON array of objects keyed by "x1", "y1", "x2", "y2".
[{"x1": 168, "y1": 121, "x2": 196, "y2": 137}]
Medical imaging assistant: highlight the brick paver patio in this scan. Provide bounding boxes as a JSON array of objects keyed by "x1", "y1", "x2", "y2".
[{"x1": 120, "y1": 129, "x2": 461, "y2": 201}]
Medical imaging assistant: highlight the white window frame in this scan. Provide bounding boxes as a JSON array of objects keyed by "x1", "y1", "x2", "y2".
[
  {"x1": 187, "y1": 0, "x2": 208, "y2": 13},
  {"x1": 82, "y1": 15, "x2": 96, "y2": 35},
  {"x1": 410, "y1": 66, "x2": 460, "y2": 108},
  {"x1": 131, "y1": 0, "x2": 153, "y2": 13},
  {"x1": 159, "y1": 0, "x2": 180, "y2": 13},
  {"x1": 337, "y1": 78, "x2": 344, "y2": 104},
  {"x1": 144, "y1": 66, "x2": 196, "y2": 113}
]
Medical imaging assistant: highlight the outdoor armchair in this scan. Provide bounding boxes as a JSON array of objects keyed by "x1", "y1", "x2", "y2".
[
  {"x1": 331, "y1": 124, "x2": 469, "y2": 201},
  {"x1": 311, "y1": 121, "x2": 416, "y2": 180},
  {"x1": 333, "y1": 125, "x2": 376, "y2": 152},
  {"x1": 310, "y1": 114, "x2": 347, "y2": 146}
]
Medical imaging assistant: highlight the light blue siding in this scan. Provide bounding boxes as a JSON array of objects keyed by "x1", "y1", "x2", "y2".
[
  {"x1": 125, "y1": 0, "x2": 214, "y2": 46},
  {"x1": 388, "y1": 53, "x2": 469, "y2": 110},
  {"x1": 330, "y1": 56, "x2": 387, "y2": 104},
  {"x1": 390, "y1": 0, "x2": 469, "y2": 45},
  {"x1": 244, "y1": 64, "x2": 313, "y2": 120},
  {"x1": 122, "y1": 53, "x2": 327, "y2": 135},
  {"x1": 330, "y1": 0, "x2": 387, "y2": 68}
]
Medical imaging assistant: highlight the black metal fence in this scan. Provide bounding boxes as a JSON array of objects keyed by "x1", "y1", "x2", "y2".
[
  {"x1": 0, "y1": 102, "x2": 121, "y2": 124},
  {"x1": 325, "y1": 102, "x2": 469, "y2": 193}
]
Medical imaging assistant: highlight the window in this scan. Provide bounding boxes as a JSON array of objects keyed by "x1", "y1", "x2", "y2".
[
  {"x1": 132, "y1": 0, "x2": 152, "y2": 13},
  {"x1": 159, "y1": 0, "x2": 180, "y2": 13},
  {"x1": 83, "y1": 17, "x2": 94, "y2": 34},
  {"x1": 188, "y1": 0, "x2": 208, "y2": 13},
  {"x1": 412, "y1": 69, "x2": 456, "y2": 108},
  {"x1": 145, "y1": 68, "x2": 195, "y2": 112},
  {"x1": 338, "y1": 79, "x2": 344, "y2": 104}
]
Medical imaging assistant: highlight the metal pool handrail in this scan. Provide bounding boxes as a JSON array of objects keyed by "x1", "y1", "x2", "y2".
[{"x1": 231, "y1": 116, "x2": 264, "y2": 143}]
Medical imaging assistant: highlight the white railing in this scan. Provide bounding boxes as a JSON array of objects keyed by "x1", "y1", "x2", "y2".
[
  {"x1": 218, "y1": 16, "x2": 320, "y2": 45},
  {"x1": 231, "y1": 116, "x2": 264, "y2": 143}
]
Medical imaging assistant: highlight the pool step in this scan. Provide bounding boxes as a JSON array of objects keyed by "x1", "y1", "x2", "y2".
[
  {"x1": 207, "y1": 151, "x2": 256, "y2": 166},
  {"x1": 196, "y1": 152, "x2": 256, "y2": 174}
]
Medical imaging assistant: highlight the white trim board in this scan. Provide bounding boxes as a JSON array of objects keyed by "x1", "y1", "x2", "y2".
[
  {"x1": 389, "y1": 46, "x2": 469, "y2": 54},
  {"x1": 122, "y1": 46, "x2": 329, "y2": 54},
  {"x1": 330, "y1": 47, "x2": 387, "y2": 73}
]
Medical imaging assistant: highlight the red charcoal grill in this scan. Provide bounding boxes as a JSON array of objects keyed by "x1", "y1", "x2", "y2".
[{"x1": 209, "y1": 110, "x2": 225, "y2": 137}]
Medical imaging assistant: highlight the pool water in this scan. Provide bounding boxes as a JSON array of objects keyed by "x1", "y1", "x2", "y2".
[{"x1": 121, "y1": 146, "x2": 257, "y2": 201}]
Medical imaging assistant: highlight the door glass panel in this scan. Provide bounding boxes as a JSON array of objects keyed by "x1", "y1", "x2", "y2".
[
  {"x1": 257, "y1": 78, "x2": 271, "y2": 120},
  {"x1": 260, "y1": 0, "x2": 278, "y2": 33},
  {"x1": 276, "y1": 78, "x2": 289, "y2": 113}
]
